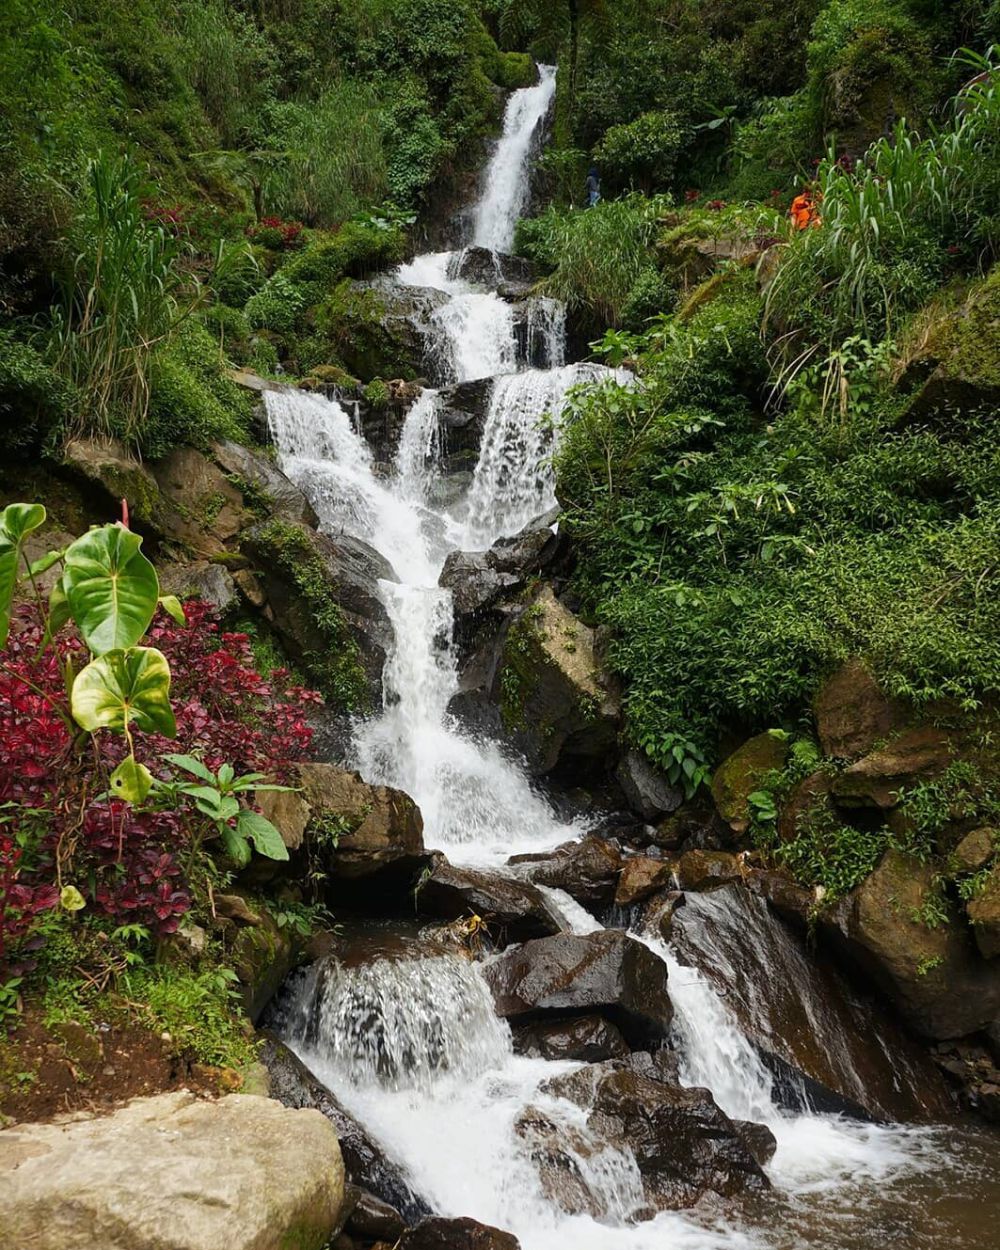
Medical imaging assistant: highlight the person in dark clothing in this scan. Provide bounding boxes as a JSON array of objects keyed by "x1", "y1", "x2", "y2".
[{"x1": 586, "y1": 166, "x2": 601, "y2": 207}]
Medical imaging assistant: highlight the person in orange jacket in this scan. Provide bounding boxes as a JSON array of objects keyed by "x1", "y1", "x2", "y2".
[{"x1": 790, "y1": 188, "x2": 821, "y2": 229}]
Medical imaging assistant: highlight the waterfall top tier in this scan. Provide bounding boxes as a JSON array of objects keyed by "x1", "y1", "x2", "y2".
[{"x1": 473, "y1": 64, "x2": 556, "y2": 253}]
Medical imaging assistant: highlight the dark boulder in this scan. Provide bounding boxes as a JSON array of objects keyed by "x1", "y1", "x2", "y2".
[
  {"x1": 674, "y1": 850, "x2": 742, "y2": 892},
  {"x1": 451, "y1": 246, "x2": 537, "y2": 293},
  {"x1": 540, "y1": 1062, "x2": 770, "y2": 1211},
  {"x1": 813, "y1": 659, "x2": 902, "y2": 761},
  {"x1": 516, "y1": 837, "x2": 622, "y2": 907},
  {"x1": 615, "y1": 856, "x2": 674, "y2": 908},
  {"x1": 415, "y1": 857, "x2": 560, "y2": 946},
  {"x1": 831, "y1": 728, "x2": 952, "y2": 809},
  {"x1": 512, "y1": 1015, "x2": 630, "y2": 1063},
  {"x1": 399, "y1": 1217, "x2": 520, "y2": 1250},
  {"x1": 435, "y1": 378, "x2": 495, "y2": 472},
  {"x1": 346, "y1": 1190, "x2": 406, "y2": 1243},
  {"x1": 482, "y1": 930, "x2": 671, "y2": 1046},
  {"x1": 260, "y1": 1036, "x2": 431, "y2": 1224},
  {"x1": 615, "y1": 750, "x2": 682, "y2": 822}
]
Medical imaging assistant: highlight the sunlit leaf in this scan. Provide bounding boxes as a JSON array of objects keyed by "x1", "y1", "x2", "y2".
[
  {"x1": 110, "y1": 756, "x2": 154, "y2": 804},
  {"x1": 237, "y1": 809, "x2": 289, "y2": 861},
  {"x1": 71, "y1": 646, "x2": 176, "y2": 737},
  {"x1": 158, "y1": 594, "x2": 186, "y2": 626},
  {"x1": 60, "y1": 885, "x2": 86, "y2": 912}
]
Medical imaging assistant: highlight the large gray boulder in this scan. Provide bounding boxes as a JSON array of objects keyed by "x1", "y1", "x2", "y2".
[
  {"x1": 243, "y1": 520, "x2": 393, "y2": 708},
  {"x1": 492, "y1": 585, "x2": 620, "y2": 775},
  {"x1": 415, "y1": 857, "x2": 560, "y2": 946},
  {"x1": 483, "y1": 930, "x2": 671, "y2": 1046},
  {"x1": 0, "y1": 1092, "x2": 345, "y2": 1250}
]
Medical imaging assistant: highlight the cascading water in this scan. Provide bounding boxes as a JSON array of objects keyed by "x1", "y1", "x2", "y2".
[{"x1": 267, "y1": 67, "x2": 999, "y2": 1250}]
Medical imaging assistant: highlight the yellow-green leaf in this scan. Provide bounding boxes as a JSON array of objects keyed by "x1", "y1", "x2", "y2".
[
  {"x1": 158, "y1": 594, "x2": 186, "y2": 626},
  {"x1": 60, "y1": 885, "x2": 86, "y2": 912},
  {"x1": 71, "y1": 646, "x2": 176, "y2": 738},
  {"x1": 110, "y1": 756, "x2": 154, "y2": 804}
]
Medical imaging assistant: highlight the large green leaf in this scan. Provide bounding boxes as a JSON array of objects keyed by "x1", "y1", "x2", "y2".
[
  {"x1": 71, "y1": 646, "x2": 176, "y2": 738},
  {"x1": 63, "y1": 526, "x2": 159, "y2": 655},
  {"x1": 0, "y1": 502, "x2": 46, "y2": 648},
  {"x1": 110, "y1": 757, "x2": 154, "y2": 804},
  {"x1": 237, "y1": 809, "x2": 289, "y2": 862}
]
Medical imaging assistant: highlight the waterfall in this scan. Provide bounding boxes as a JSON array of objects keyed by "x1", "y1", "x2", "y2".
[
  {"x1": 265, "y1": 65, "x2": 987, "y2": 1250},
  {"x1": 474, "y1": 65, "x2": 557, "y2": 252}
]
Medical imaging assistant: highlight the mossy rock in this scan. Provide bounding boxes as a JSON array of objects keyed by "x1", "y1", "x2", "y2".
[{"x1": 711, "y1": 731, "x2": 789, "y2": 833}]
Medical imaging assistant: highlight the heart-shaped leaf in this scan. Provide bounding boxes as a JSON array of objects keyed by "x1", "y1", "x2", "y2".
[
  {"x1": 0, "y1": 502, "x2": 47, "y2": 648},
  {"x1": 60, "y1": 885, "x2": 86, "y2": 912},
  {"x1": 237, "y1": 809, "x2": 289, "y2": 861},
  {"x1": 71, "y1": 646, "x2": 176, "y2": 737},
  {"x1": 63, "y1": 525, "x2": 159, "y2": 655},
  {"x1": 42, "y1": 580, "x2": 73, "y2": 647},
  {"x1": 110, "y1": 756, "x2": 154, "y2": 804}
]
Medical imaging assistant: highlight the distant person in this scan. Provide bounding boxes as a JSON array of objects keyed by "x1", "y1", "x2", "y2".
[{"x1": 586, "y1": 166, "x2": 601, "y2": 207}]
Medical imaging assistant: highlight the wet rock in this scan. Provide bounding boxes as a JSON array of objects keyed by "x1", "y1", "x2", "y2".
[
  {"x1": 519, "y1": 836, "x2": 622, "y2": 906},
  {"x1": 831, "y1": 728, "x2": 952, "y2": 809},
  {"x1": 953, "y1": 827, "x2": 998, "y2": 874},
  {"x1": 493, "y1": 585, "x2": 621, "y2": 775},
  {"x1": 814, "y1": 659, "x2": 902, "y2": 760},
  {"x1": 243, "y1": 520, "x2": 393, "y2": 706},
  {"x1": 512, "y1": 1014, "x2": 630, "y2": 1062},
  {"x1": 711, "y1": 732, "x2": 789, "y2": 834},
  {"x1": 743, "y1": 866, "x2": 815, "y2": 929},
  {"x1": 297, "y1": 763, "x2": 425, "y2": 881},
  {"x1": 615, "y1": 750, "x2": 682, "y2": 822},
  {"x1": 211, "y1": 438, "x2": 318, "y2": 527},
  {"x1": 483, "y1": 930, "x2": 672, "y2": 1046},
  {"x1": 615, "y1": 857, "x2": 674, "y2": 907},
  {"x1": 435, "y1": 377, "x2": 495, "y2": 471},
  {"x1": 0, "y1": 1091, "x2": 345, "y2": 1250},
  {"x1": 541, "y1": 1062, "x2": 770, "y2": 1211},
  {"x1": 158, "y1": 561, "x2": 238, "y2": 614},
  {"x1": 732, "y1": 1119, "x2": 778, "y2": 1168},
  {"x1": 346, "y1": 1190, "x2": 407, "y2": 1243},
  {"x1": 451, "y1": 247, "x2": 536, "y2": 292},
  {"x1": 513, "y1": 1107, "x2": 610, "y2": 1219},
  {"x1": 415, "y1": 857, "x2": 560, "y2": 946},
  {"x1": 441, "y1": 520, "x2": 566, "y2": 625},
  {"x1": 671, "y1": 882, "x2": 956, "y2": 1120},
  {"x1": 339, "y1": 281, "x2": 446, "y2": 382},
  {"x1": 674, "y1": 850, "x2": 742, "y2": 892},
  {"x1": 261, "y1": 1036, "x2": 431, "y2": 1224},
  {"x1": 824, "y1": 850, "x2": 1000, "y2": 1038},
  {"x1": 399, "y1": 1217, "x2": 520, "y2": 1250},
  {"x1": 966, "y1": 865, "x2": 1000, "y2": 959}
]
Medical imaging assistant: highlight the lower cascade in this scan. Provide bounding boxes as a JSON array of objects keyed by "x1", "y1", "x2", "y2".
[{"x1": 261, "y1": 66, "x2": 999, "y2": 1250}]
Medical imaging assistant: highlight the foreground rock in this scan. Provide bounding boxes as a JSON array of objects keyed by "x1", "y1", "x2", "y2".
[
  {"x1": 0, "y1": 1092, "x2": 344, "y2": 1250},
  {"x1": 494, "y1": 586, "x2": 620, "y2": 775},
  {"x1": 824, "y1": 850, "x2": 1000, "y2": 1039},
  {"x1": 711, "y1": 731, "x2": 788, "y2": 834},
  {"x1": 399, "y1": 1217, "x2": 520, "y2": 1250},
  {"x1": 483, "y1": 930, "x2": 671, "y2": 1046},
  {"x1": 415, "y1": 857, "x2": 560, "y2": 945},
  {"x1": 529, "y1": 1061, "x2": 770, "y2": 1214}
]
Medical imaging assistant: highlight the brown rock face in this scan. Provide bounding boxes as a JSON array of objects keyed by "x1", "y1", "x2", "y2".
[
  {"x1": 399, "y1": 1218, "x2": 520, "y2": 1250},
  {"x1": 483, "y1": 930, "x2": 672, "y2": 1046},
  {"x1": 711, "y1": 732, "x2": 789, "y2": 833},
  {"x1": 512, "y1": 1015, "x2": 630, "y2": 1063},
  {"x1": 541, "y1": 1062, "x2": 770, "y2": 1212},
  {"x1": 814, "y1": 660, "x2": 901, "y2": 760},
  {"x1": 297, "y1": 763, "x2": 424, "y2": 879},
  {"x1": 967, "y1": 865, "x2": 1000, "y2": 959},
  {"x1": 674, "y1": 850, "x2": 741, "y2": 892},
  {"x1": 615, "y1": 856, "x2": 674, "y2": 907},
  {"x1": 831, "y1": 728, "x2": 951, "y2": 809},
  {"x1": 415, "y1": 858, "x2": 560, "y2": 946},
  {"x1": 520, "y1": 836, "x2": 623, "y2": 906},
  {"x1": 953, "y1": 827, "x2": 997, "y2": 874},
  {"x1": 825, "y1": 850, "x2": 1000, "y2": 1038}
]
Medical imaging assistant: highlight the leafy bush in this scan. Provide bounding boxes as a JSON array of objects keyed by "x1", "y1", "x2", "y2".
[
  {"x1": 516, "y1": 195, "x2": 670, "y2": 329},
  {"x1": 594, "y1": 110, "x2": 688, "y2": 194}
]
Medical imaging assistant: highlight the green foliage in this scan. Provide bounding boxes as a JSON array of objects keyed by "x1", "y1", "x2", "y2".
[
  {"x1": 516, "y1": 195, "x2": 671, "y2": 329},
  {"x1": 0, "y1": 333, "x2": 73, "y2": 458},
  {"x1": 122, "y1": 963, "x2": 256, "y2": 1069},
  {"x1": 594, "y1": 111, "x2": 688, "y2": 194}
]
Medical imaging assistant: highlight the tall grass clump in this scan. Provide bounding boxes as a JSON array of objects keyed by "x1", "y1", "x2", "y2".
[
  {"x1": 766, "y1": 51, "x2": 1000, "y2": 363},
  {"x1": 50, "y1": 152, "x2": 239, "y2": 450},
  {"x1": 516, "y1": 194, "x2": 670, "y2": 329}
]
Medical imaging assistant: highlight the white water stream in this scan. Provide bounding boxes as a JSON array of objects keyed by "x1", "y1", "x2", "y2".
[{"x1": 267, "y1": 68, "x2": 991, "y2": 1250}]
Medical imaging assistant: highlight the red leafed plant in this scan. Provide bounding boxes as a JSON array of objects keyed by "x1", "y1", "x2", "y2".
[{"x1": 0, "y1": 602, "x2": 321, "y2": 971}]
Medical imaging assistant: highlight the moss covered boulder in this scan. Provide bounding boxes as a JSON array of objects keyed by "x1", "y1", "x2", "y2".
[
  {"x1": 967, "y1": 866, "x2": 1000, "y2": 960},
  {"x1": 314, "y1": 280, "x2": 442, "y2": 383},
  {"x1": 711, "y1": 731, "x2": 789, "y2": 834},
  {"x1": 813, "y1": 659, "x2": 902, "y2": 760},
  {"x1": 493, "y1": 585, "x2": 621, "y2": 775},
  {"x1": 905, "y1": 266, "x2": 1000, "y2": 419},
  {"x1": 824, "y1": 850, "x2": 1000, "y2": 1038},
  {"x1": 242, "y1": 520, "x2": 392, "y2": 709}
]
